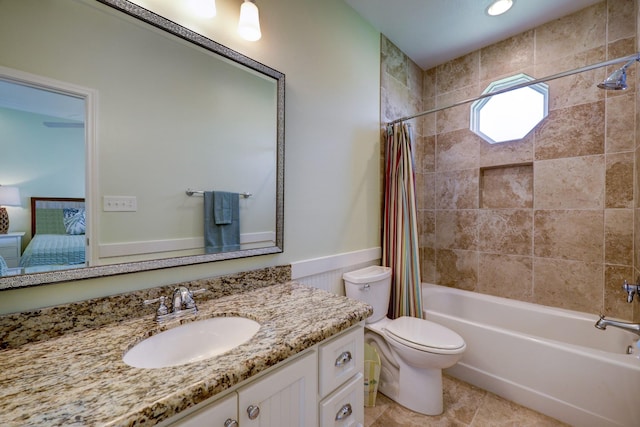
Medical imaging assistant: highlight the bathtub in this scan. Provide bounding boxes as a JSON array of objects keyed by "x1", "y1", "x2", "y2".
[{"x1": 422, "y1": 283, "x2": 640, "y2": 427}]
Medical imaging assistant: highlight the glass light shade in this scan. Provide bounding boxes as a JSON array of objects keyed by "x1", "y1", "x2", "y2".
[
  {"x1": 238, "y1": 0, "x2": 262, "y2": 41},
  {"x1": 487, "y1": 0, "x2": 513, "y2": 16},
  {"x1": 189, "y1": 0, "x2": 217, "y2": 18},
  {"x1": 0, "y1": 186, "x2": 20, "y2": 207}
]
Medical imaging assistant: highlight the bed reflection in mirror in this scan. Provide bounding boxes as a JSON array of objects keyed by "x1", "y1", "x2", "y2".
[
  {"x1": 0, "y1": 79, "x2": 86, "y2": 276},
  {"x1": 19, "y1": 198, "x2": 87, "y2": 274}
]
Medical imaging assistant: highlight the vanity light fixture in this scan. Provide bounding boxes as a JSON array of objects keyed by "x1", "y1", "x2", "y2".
[
  {"x1": 189, "y1": 0, "x2": 217, "y2": 18},
  {"x1": 486, "y1": 0, "x2": 514, "y2": 16},
  {"x1": 238, "y1": 0, "x2": 262, "y2": 41},
  {"x1": 0, "y1": 186, "x2": 21, "y2": 234}
]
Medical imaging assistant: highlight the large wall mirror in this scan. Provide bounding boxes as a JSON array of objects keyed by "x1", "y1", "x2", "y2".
[{"x1": 0, "y1": 0, "x2": 284, "y2": 289}]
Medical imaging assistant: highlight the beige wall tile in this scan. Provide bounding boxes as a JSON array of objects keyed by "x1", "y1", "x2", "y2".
[
  {"x1": 606, "y1": 37, "x2": 637, "y2": 96},
  {"x1": 606, "y1": 93, "x2": 636, "y2": 153},
  {"x1": 435, "y1": 210, "x2": 478, "y2": 250},
  {"x1": 435, "y1": 169, "x2": 479, "y2": 209},
  {"x1": 414, "y1": 135, "x2": 435, "y2": 173},
  {"x1": 606, "y1": 152, "x2": 634, "y2": 208},
  {"x1": 435, "y1": 249, "x2": 478, "y2": 290},
  {"x1": 533, "y1": 258, "x2": 603, "y2": 312},
  {"x1": 537, "y1": 47, "x2": 605, "y2": 111},
  {"x1": 435, "y1": 85, "x2": 478, "y2": 134},
  {"x1": 481, "y1": 165, "x2": 533, "y2": 208},
  {"x1": 608, "y1": 0, "x2": 636, "y2": 42},
  {"x1": 423, "y1": 68, "x2": 436, "y2": 100},
  {"x1": 479, "y1": 137, "x2": 534, "y2": 168},
  {"x1": 534, "y1": 101, "x2": 605, "y2": 160},
  {"x1": 420, "y1": 247, "x2": 436, "y2": 284},
  {"x1": 436, "y1": 129, "x2": 480, "y2": 171},
  {"x1": 636, "y1": 148, "x2": 640, "y2": 206},
  {"x1": 535, "y1": 3, "x2": 606, "y2": 64},
  {"x1": 534, "y1": 156, "x2": 605, "y2": 209},
  {"x1": 534, "y1": 210, "x2": 604, "y2": 262},
  {"x1": 419, "y1": 109, "x2": 436, "y2": 137},
  {"x1": 636, "y1": 208, "x2": 640, "y2": 268},
  {"x1": 415, "y1": 171, "x2": 427, "y2": 209},
  {"x1": 478, "y1": 253, "x2": 533, "y2": 301},
  {"x1": 381, "y1": 72, "x2": 411, "y2": 124},
  {"x1": 407, "y1": 56, "x2": 423, "y2": 95},
  {"x1": 418, "y1": 209, "x2": 435, "y2": 248},
  {"x1": 604, "y1": 209, "x2": 634, "y2": 265},
  {"x1": 436, "y1": 51, "x2": 479, "y2": 95},
  {"x1": 381, "y1": 36, "x2": 407, "y2": 85},
  {"x1": 480, "y1": 31, "x2": 535, "y2": 81},
  {"x1": 478, "y1": 210, "x2": 532, "y2": 255},
  {"x1": 604, "y1": 265, "x2": 634, "y2": 320}
]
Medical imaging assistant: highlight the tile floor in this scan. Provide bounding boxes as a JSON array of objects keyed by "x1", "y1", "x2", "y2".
[{"x1": 364, "y1": 375, "x2": 569, "y2": 426}]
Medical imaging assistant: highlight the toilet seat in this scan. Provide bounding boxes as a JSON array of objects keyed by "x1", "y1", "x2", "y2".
[{"x1": 384, "y1": 316, "x2": 465, "y2": 355}]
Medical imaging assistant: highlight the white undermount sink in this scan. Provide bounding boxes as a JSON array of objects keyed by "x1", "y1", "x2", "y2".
[{"x1": 123, "y1": 316, "x2": 261, "y2": 369}]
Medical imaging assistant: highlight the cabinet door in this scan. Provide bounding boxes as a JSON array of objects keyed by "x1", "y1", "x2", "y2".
[
  {"x1": 238, "y1": 351, "x2": 318, "y2": 427},
  {"x1": 169, "y1": 393, "x2": 237, "y2": 427}
]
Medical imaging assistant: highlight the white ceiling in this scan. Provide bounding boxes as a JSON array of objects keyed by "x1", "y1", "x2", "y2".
[
  {"x1": 0, "y1": 79, "x2": 84, "y2": 123},
  {"x1": 344, "y1": 0, "x2": 604, "y2": 70}
]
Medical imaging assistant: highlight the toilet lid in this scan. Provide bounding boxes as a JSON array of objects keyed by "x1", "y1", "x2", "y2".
[{"x1": 384, "y1": 316, "x2": 465, "y2": 352}]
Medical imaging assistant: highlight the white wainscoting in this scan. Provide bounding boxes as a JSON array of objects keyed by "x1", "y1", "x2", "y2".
[
  {"x1": 291, "y1": 247, "x2": 381, "y2": 295},
  {"x1": 98, "y1": 231, "x2": 276, "y2": 258}
]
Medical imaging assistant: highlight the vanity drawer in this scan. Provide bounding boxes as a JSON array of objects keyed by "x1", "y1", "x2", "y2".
[
  {"x1": 319, "y1": 372, "x2": 364, "y2": 427},
  {"x1": 318, "y1": 325, "x2": 363, "y2": 397}
]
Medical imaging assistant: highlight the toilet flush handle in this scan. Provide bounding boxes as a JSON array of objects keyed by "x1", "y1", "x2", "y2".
[{"x1": 362, "y1": 283, "x2": 370, "y2": 291}]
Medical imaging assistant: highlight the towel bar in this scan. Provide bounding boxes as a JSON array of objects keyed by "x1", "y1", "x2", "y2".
[{"x1": 186, "y1": 189, "x2": 252, "y2": 198}]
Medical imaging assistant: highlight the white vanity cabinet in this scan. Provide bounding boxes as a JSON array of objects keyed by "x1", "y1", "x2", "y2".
[
  {"x1": 237, "y1": 349, "x2": 317, "y2": 426},
  {"x1": 168, "y1": 350, "x2": 317, "y2": 427},
  {"x1": 318, "y1": 326, "x2": 364, "y2": 427},
  {"x1": 166, "y1": 324, "x2": 364, "y2": 427},
  {"x1": 169, "y1": 393, "x2": 237, "y2": 427}
]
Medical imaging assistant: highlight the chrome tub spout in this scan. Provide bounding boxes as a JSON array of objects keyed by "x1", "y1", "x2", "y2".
[{"x1": 595, "y1": 315, "x2": 640, "y2": 337}]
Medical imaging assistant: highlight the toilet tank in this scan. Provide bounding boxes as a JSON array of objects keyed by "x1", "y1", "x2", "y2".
[{"x1": 343, "y1": 266, "x2": 392, "y2": 323}]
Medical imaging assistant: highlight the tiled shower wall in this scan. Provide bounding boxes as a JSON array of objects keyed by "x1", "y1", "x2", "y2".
[{"x1": 381, "y1": 0, "x2": 640, "y2": 321}]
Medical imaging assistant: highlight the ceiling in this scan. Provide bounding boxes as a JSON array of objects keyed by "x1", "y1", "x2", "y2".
[
  {"x1": 0, "y1": 79, "x2": 84, "y2": 123},
  {"x1": 344, "y1": 0, "x2": 603, "y2": 70}
]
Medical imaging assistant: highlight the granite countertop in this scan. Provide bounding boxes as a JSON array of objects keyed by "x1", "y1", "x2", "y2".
[{"x1": 0, "y1": 282, "x2": 372, "y2": 427}]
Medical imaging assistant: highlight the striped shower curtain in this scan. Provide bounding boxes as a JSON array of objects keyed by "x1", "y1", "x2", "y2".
[{"x1": 382, "y1": 122, "x2": 423, "y2": 319}]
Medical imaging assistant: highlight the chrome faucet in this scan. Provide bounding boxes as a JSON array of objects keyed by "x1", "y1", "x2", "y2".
[
  {"x1": 144, "y1": 286, "x2": 206, "y2": 323},
  {"x1": 623, "y1": 280, "x2": 640, "y2": 303},
  {"x1": 594, "y1": 315, "x2": 640, "y2": 337},
  {"x1": 173, "y1": 286, "x2": 197, "y2": 313}
]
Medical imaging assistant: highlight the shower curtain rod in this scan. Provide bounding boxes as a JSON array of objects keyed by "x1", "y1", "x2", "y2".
[{"x1": 387, "y1": 52, "x2": 640, "y2": 126}]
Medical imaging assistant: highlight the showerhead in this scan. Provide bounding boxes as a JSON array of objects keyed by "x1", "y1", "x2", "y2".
[{"x1": 598, "y1": 59, "x2": 637, "y2": 90}]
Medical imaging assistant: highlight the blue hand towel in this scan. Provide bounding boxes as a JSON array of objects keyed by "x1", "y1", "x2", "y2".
[
  {"x1": 213, "y1": 191, "x2": 233, "y2": 225},
  {"x1": 204, "y1": 191, "x2": 240, "y2": 253}
]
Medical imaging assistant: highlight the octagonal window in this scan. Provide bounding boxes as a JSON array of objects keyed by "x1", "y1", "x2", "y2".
[{"x1": 470, "y1": 73, "x2": 549, "y2": 144}]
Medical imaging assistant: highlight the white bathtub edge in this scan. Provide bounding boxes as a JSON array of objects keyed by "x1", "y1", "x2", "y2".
[{"x1": 423, "y1": 283, "x2": 637, "y2": 427}]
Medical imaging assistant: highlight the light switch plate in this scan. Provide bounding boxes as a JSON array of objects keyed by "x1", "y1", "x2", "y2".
[{"x1": 103, "y1": 196, "x2": 137, "y2": 212}]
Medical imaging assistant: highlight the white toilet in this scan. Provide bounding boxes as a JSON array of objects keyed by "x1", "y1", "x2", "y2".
[{"x1": 344, "y1": 266, "x2": 466, "y2": 415}]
